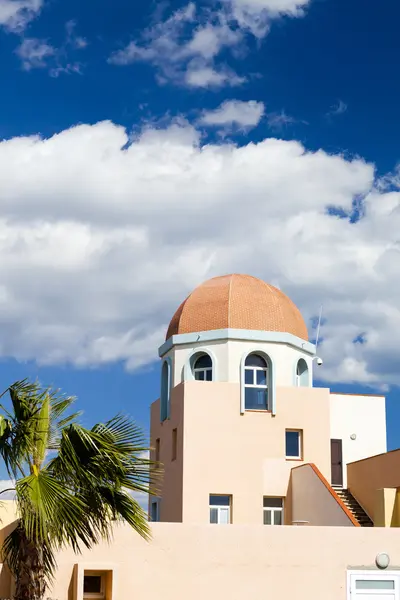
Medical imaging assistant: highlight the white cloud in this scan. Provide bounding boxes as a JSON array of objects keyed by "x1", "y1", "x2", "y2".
[
  {"x1": 327, "y1": 99, "x2": 348, "y2": 118},
  {"x1": 266, "y1": 109, "x2": 299, "y2": 131},
  {"x1": 185, "y1": 63, "x2": 245, "y2": 88},
  {"x1": 15, "y1": 21, "x2": 87, "y2": 74},
  {"x1": 228, "y1": 0, "x2": 310, "y2": 37},
  {"x1": 200, "y1": 100, "x2": 264, "y2": 130},
  {"x1": 16, "y1": 38, "x2": 55, "y2": 70},
  {"x1": 0, "y1": 119, "x2": 399, "y2": 390},
  {"x1": 109, "y1": 4, "x2": 244, "y2": 89},
  {"x1": 108, "y1": 0, "x2": 310, "y2": 88},
  {"x1": 0, "y1": 0, "x2": 42, "y2": 32}
]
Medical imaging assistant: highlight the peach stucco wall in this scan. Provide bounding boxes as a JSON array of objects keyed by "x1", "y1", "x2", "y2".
[
  {"x1": 158, "y1": 381, "x2": 331, "y2": 524},
  {"x1": 290, "y1": 464, "x2": 354, "y2": 526},
  {"x1": 46, "y1": 522, "x2": 400, "y2": 600},
  {"x1": 150, "y1": 384, "x2": 184, "y2": 522},
  {"x1": 348, "y1": 449, "x2": 400, "y2": 522}
]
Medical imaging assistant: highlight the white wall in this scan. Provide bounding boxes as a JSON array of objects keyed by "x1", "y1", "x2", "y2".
[
  {"x1": 169, "y1": 338, "x2": 314, "y2": 388},
  {"x1": 329, "y1": 393, "x2": 387, "y2": 488}
]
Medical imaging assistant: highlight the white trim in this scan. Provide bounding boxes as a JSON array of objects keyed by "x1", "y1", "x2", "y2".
[
  {"x1": 240, "y1": 349, "x2": 275, "y2": 415},
  {"x1": 209, "y1": 496, "x2": 231, "y2": 525},
  {"x1": 160, "y1": 328, "x2": 315, "y2": 358},
  {"x1": 294, "y1": 357, "x2": 310, "y2": 387},
  {"x1": 285, "y1": 430, "x2": 302, "y2": 459},
  {"x1": 184, "y1": 348, "x2": 218, "y2": 382},
  {"x1": 347, "y1": 570, "x2": 400, "y2": 598},
  {"x1": 263, "y1": 497, "x2": 284, "y2": 525},
  {"x1": 160, "y1": 358, "x2": 172, "y2": 422}
]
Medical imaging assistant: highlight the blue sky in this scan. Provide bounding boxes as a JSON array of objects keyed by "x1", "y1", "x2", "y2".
[{"x1": 0, "y1": 0, "x2": 399, "y2": 462}]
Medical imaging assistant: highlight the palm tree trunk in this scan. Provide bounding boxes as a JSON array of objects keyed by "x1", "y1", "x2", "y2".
[{"x1": 13, "y1": 528, "x2": 47, "y2": 600}]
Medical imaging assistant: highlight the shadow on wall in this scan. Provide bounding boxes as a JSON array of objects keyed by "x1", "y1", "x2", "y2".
[
  {"x1": 0, "y1": 519, "x2": 19, "y2": 598},
  {"x1": 290, "y1": 464, "x2": 357, "y2": 527}
]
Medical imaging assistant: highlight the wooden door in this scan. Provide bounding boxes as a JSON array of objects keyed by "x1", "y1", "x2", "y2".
[{"x1": 331, "y1": 439, "x2": 343, "y2": 487}]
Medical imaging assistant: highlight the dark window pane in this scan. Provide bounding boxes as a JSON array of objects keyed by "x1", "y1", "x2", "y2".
[
  {"x1": 151, "y1": 502, "x2": 158, "y2": 522},
  {"x1": 297, "y1": 359, "x2": 308, "y2": 376},
  {"x1": 245, "y1": 354, "x2": 267, "y2": 368},
  {"x1": 194, "y1": 354, "x2": 212, "y2": 369},
  {"x1": 274, "y1": 511, "x2": 283, "y2": 525},
  {"x1": 160, "y1": 361, "x2": 170, "y2": 421},
  {"x1": 245, "y1": 387, "x2": 268, "y2": 410},
  {"x1": 195, "y1": 370, "x2": 205, "y2": 381},
  {"x1": 263, "y1": 510, "x2": 272, "y2": 525},
  {"x1": 263, "y1": 497, "x2": 283, "y2": 508},
  {"x1": 245, "y1": 369, "x2": 254, "y2": 385},
  {"x1": 257, "y1": 369, "x2": 267, "y2": 386},
  {"x1": 210, "y1": 508, "x2": 218, "y2": 524},
  {"x1": 210, "y1": 494, "x2": 230, "y2": 506},
  {"x1": 286, "y1": 431, "x2": 300, "y2": 457},
  {"x1": 84, "y1": 576, "x2": 102, "y2": 594},
  {"x1": 206, "y1": 369, "x2": 213, "y2": 381}
]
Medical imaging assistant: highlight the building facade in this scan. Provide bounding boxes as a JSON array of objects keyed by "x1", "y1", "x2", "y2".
[
  {"x1": 1, "y1": 273, "x2": 400, "y2": 600},
  {"x1": 150, "y1": 274, "x2": 386, "y2": 526}
]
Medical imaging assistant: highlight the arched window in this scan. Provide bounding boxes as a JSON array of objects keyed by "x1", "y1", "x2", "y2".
[
  {"x1": 160, "y1": 360, "x2": 171, "y2": 421},
  {"x1": 296, "y1": 358, "x2": 309, "y2": 387},
  {"x1": 244, "y1": 354, "x2": 269, "y2": 410},
  {"x1": 193, "y1": 353, "x2": 213, "y2": 381}
]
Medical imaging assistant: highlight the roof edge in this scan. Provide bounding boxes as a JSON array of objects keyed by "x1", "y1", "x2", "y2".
[{"x1": 159, "y1": 328, "x2": 315, "y2": 358}]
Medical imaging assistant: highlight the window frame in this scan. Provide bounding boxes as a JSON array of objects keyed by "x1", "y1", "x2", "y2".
[
  {"x1": 160, "y1": 358, "x2": 172, "y2": 422},
  {"x1": 285, "y1": 429, "x2": 303, "y2": 460},
  {"x1": 83, "y1": 572, "x2": 106, "y2": 600},
  {"x1": 209, "y1": 494, "x2": 232, "y2": 525},
  {"x1": 295, "y1": 358, "x2": 309, "y2": 387},
  {"x1": 263, "y1": 497, "x2": 284, "y2": 526},
  {"x1": 347, "y1": 570, "x2": 399, "y2": 598},
  {"x1": 192, "y1": 352, "x2": 213, "y2": 382},
  {"x1": 244, "y1": 353, "x2": 270, "y2": 411},
  {"x1": 150, "y1": 498, "x2": 160, "y2": 522}
]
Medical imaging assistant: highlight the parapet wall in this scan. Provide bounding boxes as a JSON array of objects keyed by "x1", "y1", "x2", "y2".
[{"x1": 49, "y1": 522, "x2": 400, "y2": 600}]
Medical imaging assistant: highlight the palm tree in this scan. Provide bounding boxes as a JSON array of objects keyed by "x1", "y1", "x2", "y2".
[{"x1": 0, "y1": 379, "x2": 159, "y2": 600}]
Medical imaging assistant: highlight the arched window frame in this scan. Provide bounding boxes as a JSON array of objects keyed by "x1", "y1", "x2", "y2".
[
  {"x1": 160, "y1": 357, "x2": 172, "y2": 422},
  {"x1": 192, "y1": 353, "x2": 213, "y2": 381},
  {"x1": 184, "y1": 348, "x2": 217, "y2": 382},
  {"x1": 240, "y1": 350, "x2": 275, "y2": 415},
  {"x1": 294, "y1": 358, "x2": 309, "y2": 387}
]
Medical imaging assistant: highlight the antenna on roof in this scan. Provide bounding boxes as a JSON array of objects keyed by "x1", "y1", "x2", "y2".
[{"x1": 315, "y1": 305, "x2": 323, "y2": 350}]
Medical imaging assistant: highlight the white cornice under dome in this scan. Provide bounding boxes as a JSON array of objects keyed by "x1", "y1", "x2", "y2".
[{"x1": 159, "y1": 328, "x2": 316, "y2": 358}]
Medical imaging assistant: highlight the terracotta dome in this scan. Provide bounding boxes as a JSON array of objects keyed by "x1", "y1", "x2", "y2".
[{"x1": 166, "y1": 274, "x2": 308, "y2": 341}]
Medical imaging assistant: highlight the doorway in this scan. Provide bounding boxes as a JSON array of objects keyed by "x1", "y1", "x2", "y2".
[{"x1": 331, "y1": 438, "x2": 343, "y2": 487}]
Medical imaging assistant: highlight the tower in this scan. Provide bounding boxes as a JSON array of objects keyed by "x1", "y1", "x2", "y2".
[{"x1": 149, "y1": 274, "x2": 336, "y2": 525}]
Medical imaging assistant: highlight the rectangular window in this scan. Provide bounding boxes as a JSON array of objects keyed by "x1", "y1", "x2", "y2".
[
  {"x1": 155, "y1": 438, "x2": 160, "y2": 462},
  {"x1": 209, "y1": 494, "x2": 231, "y2": 525},
  {"x1": 348, "y1": 570, "x2": 399, "y2": 599},
  {"x1": 355, "y1": 580, "x2": 395, "y2": 590},
  {"x1": 83, "y1": 573, "x2": 105, "y2": 599},
  {"x1": 285, "y1": 430, "x2": 302, "y2": 459},
  {"x1": 172, "y1": 428, "x2": 177, "y2": 461},
  {"x1": 151, "y1": 500, "x2": 159, "y2": 522},
  {"x1": 263, "y1": 497, "x2": 284, "y2": 525}
]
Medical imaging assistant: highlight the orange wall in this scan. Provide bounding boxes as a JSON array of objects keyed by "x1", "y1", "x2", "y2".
[
  {"x1": 348, "y1": 450, "x2": 400, "y2": 522},
  {"x1": 152, "y1": 381, "x2": 331, "y2": 524},
  {"x1": 290, "y1": 464, "x2": 356, "y2": 526},
  {"x1": 48, "y1": 522, "x2": 400, "y2": 600}
]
